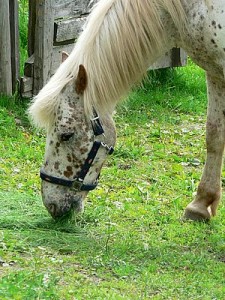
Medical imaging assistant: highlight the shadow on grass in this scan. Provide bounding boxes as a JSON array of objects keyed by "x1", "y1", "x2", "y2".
[{"x1": 0, "y1": 191, "x2": 103, "y2": 254}]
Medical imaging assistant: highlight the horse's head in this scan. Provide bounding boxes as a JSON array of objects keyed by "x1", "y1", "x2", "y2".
[{"x1": 35, "y1": 61, "x2": 116, "y2": 219}]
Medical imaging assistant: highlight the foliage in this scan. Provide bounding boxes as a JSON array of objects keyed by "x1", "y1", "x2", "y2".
[
  {"x1": 1, "y1": 60, "x2": 225, "y2": 299},
  {"x1": 18, "y1": 0, "x2": 29, "y2": 74},
  {"x1": 18, "y1": 0, "x2": 28, "y2": 49}
]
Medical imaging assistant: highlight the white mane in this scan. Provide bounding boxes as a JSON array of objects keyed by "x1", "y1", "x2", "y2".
[{"x1": 29, "y1": 0, "x2": 187, "y2": 128}]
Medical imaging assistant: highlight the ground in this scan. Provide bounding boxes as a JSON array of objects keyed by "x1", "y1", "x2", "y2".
[{"x1": 0, "y1": 62, "x2": 225, "y2": 299}]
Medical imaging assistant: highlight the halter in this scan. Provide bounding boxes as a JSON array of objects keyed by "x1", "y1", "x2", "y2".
[{"x1": 40, "y1": 114, "x2": 114, "y2": 191}]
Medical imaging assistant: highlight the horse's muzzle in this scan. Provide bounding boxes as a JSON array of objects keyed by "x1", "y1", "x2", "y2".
[{"x1": 41, "y1": 182, "x2": 84, "y2": 219}]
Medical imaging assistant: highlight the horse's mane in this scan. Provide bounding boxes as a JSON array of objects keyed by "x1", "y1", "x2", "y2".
[{"x1": 29, "y1": 0, "x2": 187, "y2": 128}]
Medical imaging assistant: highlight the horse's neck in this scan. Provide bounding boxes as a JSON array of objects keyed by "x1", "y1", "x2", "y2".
[{"x1": 82, "y1": 1, "x2": 188, "y2": 118}]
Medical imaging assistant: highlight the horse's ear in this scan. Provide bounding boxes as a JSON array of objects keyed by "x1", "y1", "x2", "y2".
[
  {"x1": 62, "y1": 51, "x2": 69, "y2": 62},
  {"x1": 75, "y1": 65, "x2": 88, "y2": 94}
]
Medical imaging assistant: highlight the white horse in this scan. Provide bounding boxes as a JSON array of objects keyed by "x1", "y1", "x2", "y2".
[{"x1": 29, "y1": 0, "x2": 225, "y2": 219}]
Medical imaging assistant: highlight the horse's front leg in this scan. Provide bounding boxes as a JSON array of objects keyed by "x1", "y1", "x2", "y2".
[{"x1": 184, "y1": 73, "x2": 225, "y2": 221}]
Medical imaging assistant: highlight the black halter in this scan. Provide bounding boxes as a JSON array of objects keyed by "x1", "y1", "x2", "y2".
[{"x1": 40, "y1": 114, "x2": 114, "y2": 191}]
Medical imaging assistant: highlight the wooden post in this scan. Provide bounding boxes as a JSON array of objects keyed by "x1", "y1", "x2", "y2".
[
  {"x1": 0, "y1": 0, "x2": 12, "y2": 95},
  {"x1": 9, "y1": 0, "x2": 20, "y2": 94},
  {"x1": 33, "y1": 0, "x2": 54, "y2": 94},
  {"x1": 171, "y1": 48, "x2": 182, "y2": 67}
]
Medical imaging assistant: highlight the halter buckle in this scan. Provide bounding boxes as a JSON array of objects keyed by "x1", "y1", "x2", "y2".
[{"x1": 101, "y1": 142, "x2": 114, "y2": 155}]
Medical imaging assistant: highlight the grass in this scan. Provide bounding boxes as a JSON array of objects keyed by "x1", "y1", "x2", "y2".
[
  {"x1": 1, "y1": 61, "x2": 225, "y2": 299},
  {"x1": 1, "y1": 1, "x2": 225, "y2": 298}
]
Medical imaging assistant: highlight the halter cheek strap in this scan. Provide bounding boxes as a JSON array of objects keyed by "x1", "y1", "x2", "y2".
[{"x1": 40, "y1": 114, "x2": 114, "y2": 191}]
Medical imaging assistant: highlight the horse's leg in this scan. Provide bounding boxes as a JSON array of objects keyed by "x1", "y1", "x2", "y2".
[{"x1": 184, "y1": 73, "x2": 225, "y2": 221}]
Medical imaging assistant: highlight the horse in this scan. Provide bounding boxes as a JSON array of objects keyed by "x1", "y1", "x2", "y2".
[{"x1": 29, "y1": 0, "x2": 225, "y2": 220}]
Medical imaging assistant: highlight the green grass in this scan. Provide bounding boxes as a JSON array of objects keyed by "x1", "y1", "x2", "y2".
[
  {"x1": 1, "y1": 2, "x2": 225, "y2": 298},
  {"x1": 1, "y1": 61, "x2": 225, "y2": 299}
]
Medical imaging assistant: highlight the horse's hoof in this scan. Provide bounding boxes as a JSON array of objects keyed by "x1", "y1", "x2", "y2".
[{"x1": 183, "y1": 203, "x2": 211, "y2": 221}]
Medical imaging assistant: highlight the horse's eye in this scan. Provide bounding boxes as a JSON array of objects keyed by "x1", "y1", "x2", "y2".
[{"x1": 60, "y1": 132, "x2": 74, "y2": 141}]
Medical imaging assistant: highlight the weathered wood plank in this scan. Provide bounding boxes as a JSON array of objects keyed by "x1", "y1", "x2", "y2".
[
  {"x1": 51, "y1": 44, "x2": 75, "y2": 74},
  {"x1": 53, "y1": 0, "x2": 95, "y2": 19},
  {"x1": 20, "y1": 76, "x2": 33, "y2": 94},
  {"x1": 171, "y1": 48, "x2": 187, "y2": 67},
  {"x1": 50, "y1": 46, "x2": 187, "y2": 77},
  {"x1": 33, "y1": 0, "x2": 55, "y2": 94},
  {"x1": 22, "y1": 90, "x2": 33, "y2": 98},
  {"x1": 0, "y1": 0, "x2": 12, "y2": 95},
  {"x1": 54, "y1": 17, "x2": 86, "y2": 43},
  {"x1": 23, "y1": 44, "x2": 75, "y2": 83},
  {"x1": 150, "y1": 48, "x2": 187, "y2": 70},
  {"x1": 24, "y1": 54, "x2": 34, "y2": 77},
  {"x1": 9, "y1": 0, "x2": 20, "y2": 94}
]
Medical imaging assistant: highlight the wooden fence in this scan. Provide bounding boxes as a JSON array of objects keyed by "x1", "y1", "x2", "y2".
[
  {"x1": 0, "y1": 0, "x2": 20, "y2": 96},
  {"x1": 21, "y1": 0, "x2": 96, "y2": 97},
  {"x1": 0, "y1": 0, "x2": 187, "y2": 97}
]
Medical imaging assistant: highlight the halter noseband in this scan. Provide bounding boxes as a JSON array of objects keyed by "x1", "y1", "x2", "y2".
[{"x1": 40, "y1": 114, "x2": 114, "y2": 191}]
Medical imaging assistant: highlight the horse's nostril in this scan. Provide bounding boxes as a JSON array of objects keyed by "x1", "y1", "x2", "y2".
[
  {"x1": 46, "y1": 202, "x2": 71, "y2": 219},
  {"x1": 48, "y1": 203, "x2": 57, "y2": 216}
]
